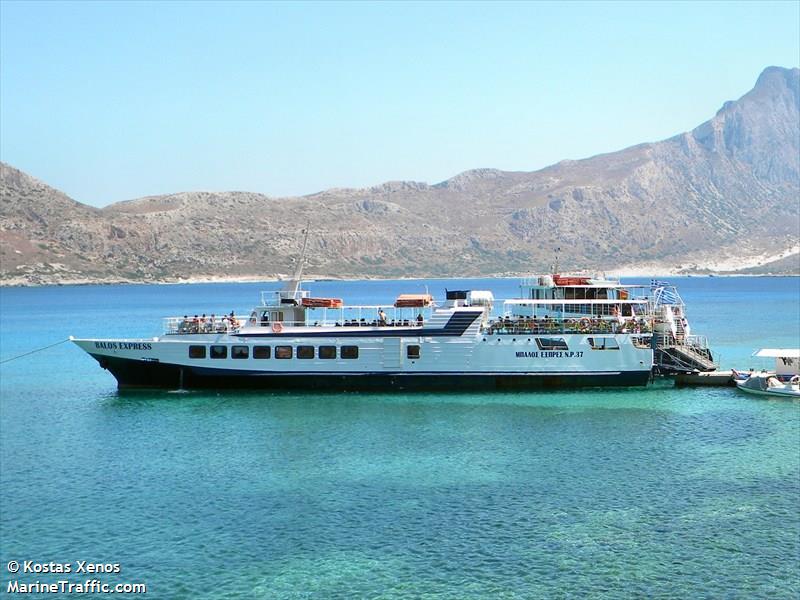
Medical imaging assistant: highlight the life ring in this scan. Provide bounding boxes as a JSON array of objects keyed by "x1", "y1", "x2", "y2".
[{"x1": 272, "y1": 322, "x2": 283, "y2": 333}]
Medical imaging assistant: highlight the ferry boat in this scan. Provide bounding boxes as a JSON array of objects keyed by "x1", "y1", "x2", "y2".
[{"x1": 71, "y1": 272, "x2": 710, "y2": 391}]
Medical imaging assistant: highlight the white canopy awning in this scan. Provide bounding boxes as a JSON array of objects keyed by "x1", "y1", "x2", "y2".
[{"x1": 753, "y1": 348, "x2": 800, "y2": 358}]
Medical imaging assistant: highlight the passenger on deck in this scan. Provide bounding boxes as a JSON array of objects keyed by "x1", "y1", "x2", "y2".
[
  {"x1": 417, "y1": 314, "x2": 424, "y2": 326},
  {"x1": 378, "y1": 309, "x2": 388, "y2": 326}
]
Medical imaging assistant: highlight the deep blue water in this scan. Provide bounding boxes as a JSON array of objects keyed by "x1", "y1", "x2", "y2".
[{"x1": 1, "y1": 276, "x2": 798, "y2": 598}]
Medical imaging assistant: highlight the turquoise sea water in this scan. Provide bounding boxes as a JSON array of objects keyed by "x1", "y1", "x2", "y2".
[{"x1": 1, "y1": 276, "x2": 799, "y2": 598}]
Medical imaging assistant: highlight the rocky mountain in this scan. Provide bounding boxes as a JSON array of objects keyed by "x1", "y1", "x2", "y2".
[{"x1": 1, "y1": 66, "x2": 798, "y2": 285}]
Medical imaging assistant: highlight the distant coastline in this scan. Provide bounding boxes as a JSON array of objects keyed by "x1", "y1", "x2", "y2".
[
  {"x1": 1, "y1": 266, "x2": 797, "y2": 288},
  {"x1": 3, "y1": 245, "x2": 798, "y2": 287},
  {"x1": 9, "y1": 250, "x2": 794, "y2": 287}
]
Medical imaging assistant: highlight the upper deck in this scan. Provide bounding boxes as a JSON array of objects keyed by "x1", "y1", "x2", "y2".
[{"x1": 161, "y1": 274, "x2": 687, "y2": 341}]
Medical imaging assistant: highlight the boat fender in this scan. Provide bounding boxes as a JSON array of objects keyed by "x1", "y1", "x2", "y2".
[{"x1": 272, "y1": 322, "x2": 283, "y2": 333}]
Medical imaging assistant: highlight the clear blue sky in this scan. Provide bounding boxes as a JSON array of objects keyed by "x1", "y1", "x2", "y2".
[{"x1": 1, "y1": 1, "x2": 798, "y2": 207}]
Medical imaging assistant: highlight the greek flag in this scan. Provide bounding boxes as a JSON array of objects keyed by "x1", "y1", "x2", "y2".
[
  {"x1": 660, "y1": 287, "x2": 680, "y2": 305},
  {"x1": 650, "y1": 280, "x2": 679, "y2": 304}
]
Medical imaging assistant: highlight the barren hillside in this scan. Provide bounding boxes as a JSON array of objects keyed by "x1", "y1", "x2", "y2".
[{"x1": 1, "y1": 66, "x2": 798, "y2": 285}]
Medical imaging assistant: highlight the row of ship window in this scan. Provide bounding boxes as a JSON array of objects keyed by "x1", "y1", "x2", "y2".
[
  {"x1": 187, "y1": 344, "x2": 424, "y2": 360},
  {"x1": 189, "y1": 344, "x2": 358, "y2": 360}
]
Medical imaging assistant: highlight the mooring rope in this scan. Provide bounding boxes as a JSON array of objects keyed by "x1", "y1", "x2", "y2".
[{"x1": 0, "y1": 338, "x2": 71, "y2": 365}]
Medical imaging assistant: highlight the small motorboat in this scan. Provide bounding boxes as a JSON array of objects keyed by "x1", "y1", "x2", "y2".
[
  {"x1": 735, "y1": 349, "x2": 800, "y2": 398},
  {"x1": 736, "y1": 373, "x2": 800, "y2": 398}
]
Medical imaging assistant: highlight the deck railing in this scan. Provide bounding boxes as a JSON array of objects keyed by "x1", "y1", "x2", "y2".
[
  {"x1": 481, "y1": 317, "x2": 652, "y2": 336},
  {"x1": 163, "y1": 315, "x2": 426, "y2": 334},
  {"x1": 685, "y1": 334, "x2": 709, "y2": 349},
  {"x1": 163, "y1": 313, "x2": 660, "y2": 337},
  {"x1": 651, "y1": 332, "x2": 709, "y2": 347},
  {"x1": 164, "y1": 316, "x2": 246, "y2": 335}
]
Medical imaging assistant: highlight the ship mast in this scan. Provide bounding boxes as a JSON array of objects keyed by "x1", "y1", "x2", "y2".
[{"x1": 282, "y1": 223, "x2": 311, "y2": 298}]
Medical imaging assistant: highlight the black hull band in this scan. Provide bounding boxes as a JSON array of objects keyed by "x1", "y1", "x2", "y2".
[{"x1": 91, "y1": 354, "x2": 651, "y2": 391}]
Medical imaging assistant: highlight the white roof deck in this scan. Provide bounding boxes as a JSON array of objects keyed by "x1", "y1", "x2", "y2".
[{"x1": 753, "y1": 348, "x2": 800, "y2": 358}]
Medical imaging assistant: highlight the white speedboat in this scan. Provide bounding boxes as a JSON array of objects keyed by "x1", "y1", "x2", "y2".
[
  {"x1": 735, "y1": 349, "x2": 800, "y2": 398},
  {"x1": 736, "y1": 374, "x2": 800, "y2": 398}
]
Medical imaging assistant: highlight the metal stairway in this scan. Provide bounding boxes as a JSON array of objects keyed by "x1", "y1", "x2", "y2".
[
  {"x1": 653, "y1": 328, "x2": 716, "y2": 374},
  {"x1": 657, "y1": 344, "x2": 717, "y2": 373}
]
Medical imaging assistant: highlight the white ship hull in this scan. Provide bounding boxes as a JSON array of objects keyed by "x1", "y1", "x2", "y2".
[{"x1": 72, "y1": 327, "x2": 653, "y2": 390}]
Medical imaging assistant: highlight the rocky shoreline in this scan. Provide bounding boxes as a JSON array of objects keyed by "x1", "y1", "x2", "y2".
[{"x1": 2, "y1": 255, "x2": 797, "y2": 287}]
